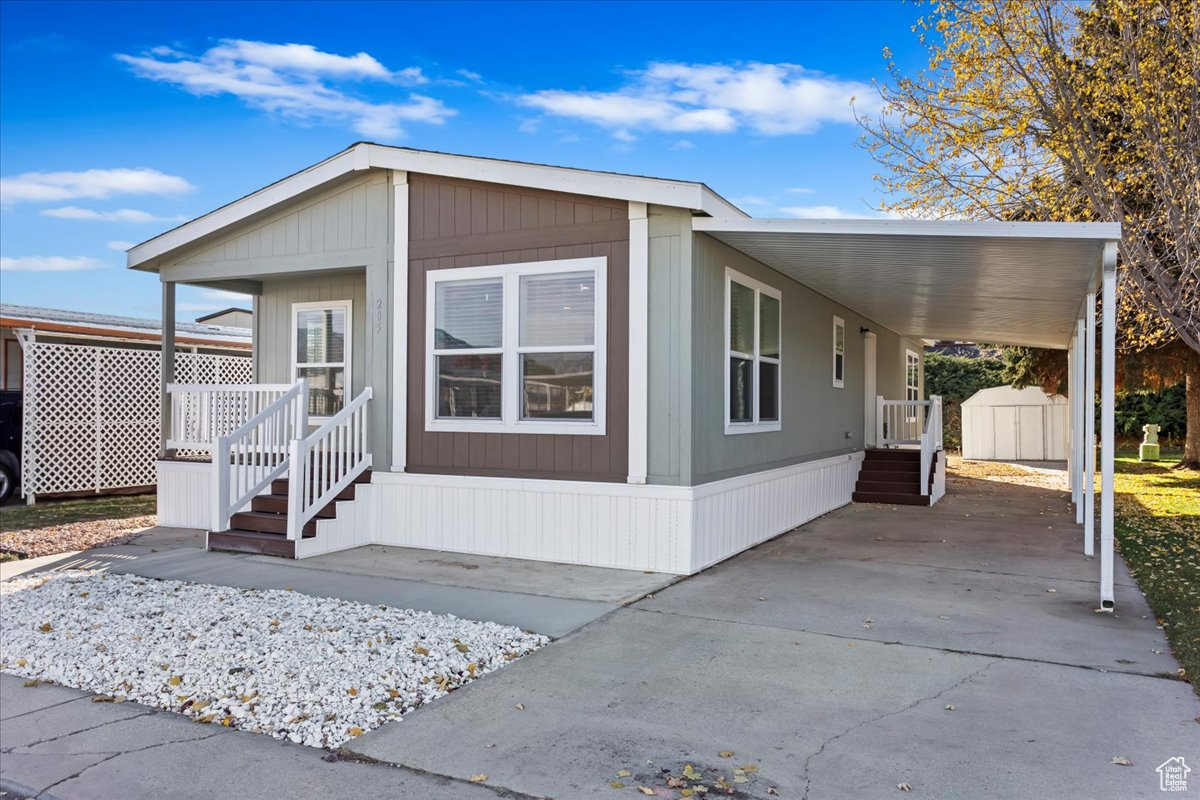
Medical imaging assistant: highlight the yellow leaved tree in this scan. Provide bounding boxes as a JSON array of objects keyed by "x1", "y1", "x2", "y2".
[{"x1": 858, "y1": 0, "x2": 1199, "y2": 466}]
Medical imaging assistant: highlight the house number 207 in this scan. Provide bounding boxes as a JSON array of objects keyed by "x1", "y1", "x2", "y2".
[{"x1": 375, "y1": 298, "x2": 384, "y2": 333}]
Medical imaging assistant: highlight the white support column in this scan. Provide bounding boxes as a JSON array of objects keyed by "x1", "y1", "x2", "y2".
[
  {"x1": 1085, "y1": 290, "x2": 1097, "y2": 557},
  {"x1": 1075, "y1": 319, "x2": 1086, "y2": 524},
  {"x1": 160, "y1": 280, "x2": 176, "y2": 459},
  {"x1": 1099, "y1": 243, "x2": 1118, "y2": 609},
  {"x1": 627, "y1": 201, "x2": 649, "y2": 484},
  {"x1": 1068, "y1": 339, "x2": 1078, "y2": 506},
  {"x1": 391, "y1": 170, "x2": 409, "y2": 472}
]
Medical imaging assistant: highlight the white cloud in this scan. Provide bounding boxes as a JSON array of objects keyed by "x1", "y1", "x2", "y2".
[
  {"x1": 107, "y1": 240, "x2": 136, "y2": 251},
  {"x1": 40, "y1": 206, "x2": 185, "y2": 223},
  {"x1": 178, "y1": 288, "x2": 254, "y2": 313},
  {"x1": 778, "y1": 205, "x2": 876, "y2": 219},
  {"x1": 732, "y1": 196, "x2": 772, "y2": 208},
  {"x1": 0, "y1": 167, "x2": 192, "y2": 205},
  {"x1": 786, "y1": 187, "x2": 816, "y2": 194},
  {"x1": 456, "y1": 68, "x2": 483, "y2": 82},
  {"x1": 117, "y1": 39, "x2": 453, "y2": 139},
  {"x1": 0, "y1": 255, "x2": 104, "y2": 272},
  {"x1": 519, "y1": 61, "x2": 876, "y2": 139}
]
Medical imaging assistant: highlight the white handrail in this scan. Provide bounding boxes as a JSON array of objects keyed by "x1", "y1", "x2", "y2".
[
  {"x1": 286, "y1": 388, "x2": 372, "y2": 541},
  {"x1": 168, "y1": 383, "x2": 295, "y2": 450},
  {"x1": 877, "y1": 396, "x2": 930, "y2": 446},
  {"x1": 919, "y1": 395, "x2": 943, "y2": 497},
  {"x1": 212, "y1": 380, "x2": 308, "y2": 531}
]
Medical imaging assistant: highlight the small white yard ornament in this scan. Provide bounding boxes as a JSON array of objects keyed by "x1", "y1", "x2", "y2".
[{"x1": 1139, "y1": 423, "x2": 1161, "y2": 462}]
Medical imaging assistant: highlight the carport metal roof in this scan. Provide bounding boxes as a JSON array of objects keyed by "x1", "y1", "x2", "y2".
[{"x1": 691, "y1": 218, "x2": 1121, "y2": 350}]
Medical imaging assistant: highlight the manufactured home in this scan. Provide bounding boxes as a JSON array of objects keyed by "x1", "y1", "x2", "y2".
[{"x1": 130, "y1": 143, "x2": 1123, "y2": 607}]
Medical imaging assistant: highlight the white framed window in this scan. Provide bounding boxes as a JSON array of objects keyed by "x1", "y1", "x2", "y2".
[
  {"x1": 905, "y1": 348, "x2": 921, "y2": 420},
  {"x1": 425, "y1": 256, "x2": 607, "y2": 436},
  {"x1": 832, "y1": 316, "x2": 846, "y2": 388},
  {"x1": 725, "y1": 267, "x2": 781, "y2": 434},
  {"x1": 292, "y1": 300, "x2": 352, "y2": 420}
]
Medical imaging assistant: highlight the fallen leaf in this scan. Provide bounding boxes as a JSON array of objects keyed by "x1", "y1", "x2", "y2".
[
  {"x1": 944, "y1": 704, "x2": 956, "y2": 711},
  {"x1": 639, "y1": 789, "x2": 655, "y2": 796},
  {"x1": 348, "y1": 687, "x2": 358, "y2": 697},
  {"x1": 23, "y1": 680, "x2": 40, "y2": 688},
  {"x1": 610, "y1": 781, "x2": 625, "y2": 789},
  {"x1": 1111, "y1": 756, "x2": 1133, "y2": 766},
  {"x1": 668, "y1": 776, "x2": 686, "y2": 788},
  {"x1": 617, "y1": 769, "x2": 631, "y2": 777},
  {"x1": 898, "y1": 783, "x2": 913, "y2": 792},
  {"x1": 740, "y1": 764, "x2": 759, "y2": 773},
  {"x1": 719, "y1": 751, "x2": 734, "y2": 758},
  {"x1": 469, "y1": 773, "x2": 488, "y2": 783},
  {"x1": 39, "y1": 623, "x2": 53, "y2": 633},
  {"x1": 414, "y1": 645, "x2": 430, "y2": 656},
  {"x1": 168, "y1": 676, "x2": 182, "y2": 686},
  {"x1": 682, "y1": 764, "x2": 701, "y2": 780},
  {"x1": 467, "y1": 663, "x2": 478, "y2": 677},
  {"x1": 16, "y1": 658, "x2": 27, "y2": 667},
  {"x1": 768, "y1": 789, "x2": 780, "y2": 796},
  {"x1": 348, "y1": 727, "x2": 364, "y2": 737},
  {"x1": 456, "y1": 643, "x2": 470, "y2": 653},
  {"x1": 515, "y1": 703, "x2": 525, "y2": 711}
]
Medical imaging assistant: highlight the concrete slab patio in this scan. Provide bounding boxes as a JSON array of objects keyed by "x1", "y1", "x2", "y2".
[{"x1": 3, "y1": 470, "x2": 1197, "y2": 799}]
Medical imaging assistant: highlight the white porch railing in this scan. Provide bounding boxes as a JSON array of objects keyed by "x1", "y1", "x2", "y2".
[
  {"x1": 286, "y1": 387, "x2": 372, "y2": 540},
  {"x1": 211, "y1": 381, "x2": 308, "y2": 532},
  {"x1": 919, "y1": 396, "x2": 943, "y2": 497},
  {"x1": 167, "y1": 383, "x2": 295, "y2": 451}
]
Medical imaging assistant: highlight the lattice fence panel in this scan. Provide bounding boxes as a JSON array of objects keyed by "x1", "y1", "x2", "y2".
[{"x1": 21, "y1": 342, "x2": 251, "y2": 496}]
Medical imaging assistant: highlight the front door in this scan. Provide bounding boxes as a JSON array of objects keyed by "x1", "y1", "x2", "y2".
[{"x1": 864, "y1": 332, "x2": 877, "y2": 446}]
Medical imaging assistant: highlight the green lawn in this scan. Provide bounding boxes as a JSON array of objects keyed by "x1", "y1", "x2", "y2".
[
  {"x1": 0, "y1": 493, "x2": 156, "y2": 533},
  {"x1": 1112, "y1": 453, "x2": 1200, "y2": 694}
]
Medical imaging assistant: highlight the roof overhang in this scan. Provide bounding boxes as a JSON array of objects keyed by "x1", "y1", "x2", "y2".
[
  {"x1": 128, "y1": 143, "x2": 746, "y2": 271},
  {"x1": 693, "y1": 218, "x2": 1121, "y2": 349}
]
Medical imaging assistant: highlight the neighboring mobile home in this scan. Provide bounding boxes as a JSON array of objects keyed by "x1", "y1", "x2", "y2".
[{"x1": 131, "y1": 143, "x2": 1123, "y2": 607}]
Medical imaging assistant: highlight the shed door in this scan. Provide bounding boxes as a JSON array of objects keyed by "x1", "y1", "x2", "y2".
[{"x1": 1018, "y1": 406, "x2": 1044, "y2": 460}]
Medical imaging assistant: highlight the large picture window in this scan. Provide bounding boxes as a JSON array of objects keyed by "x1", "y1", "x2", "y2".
[
  {"x1": 426, "y1": 256, "x2": 606, "y2": 435},
  {"x1": 292, "y1": 300, "x2": 351, "y2": 419},
  {"x1": 725, "y1": 268, "x2": 781, "y2": 434}
]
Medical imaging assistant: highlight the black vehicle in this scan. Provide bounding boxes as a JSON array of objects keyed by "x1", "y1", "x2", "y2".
[{"x1": 0, "y1": 390, "x2": 20, "y2": 502}]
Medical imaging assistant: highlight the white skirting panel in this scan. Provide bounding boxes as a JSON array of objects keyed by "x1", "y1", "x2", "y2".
[
  {"x1": 163, "y1": 452, "x2": 865, "y2": 574},
  {"x1": 690, "y1": 453, "x2": 864, "y2": 571},
  {"x1": 155, "y1": 460, "x2": 212, "y2": 529},
  {"x1": 366, "y1": 473, "x2": 694, "y2": 573},
  {"x1": 930, "y1": 451, "x2": 947, "y2": 505}
]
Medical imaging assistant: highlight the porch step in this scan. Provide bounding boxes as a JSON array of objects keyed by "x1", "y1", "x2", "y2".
[
  {"x1": 209, "y1": 469, "x2": 373, "y2": 558},
  {"x1": 863, "y1": 449, "x2": 922, "y2": 462},
  {"x1": 855, "y1": 480, "x2": 921, "y2": 495},
  {"x1": 851, "y1": 490, "x2": 932, "y2": 506},
  {"x1": 858, "y1": 465, "x2": 920, "y2": 481},
  {"x1": 207, "y1": 530, "x2": 299, "y2": 558}
]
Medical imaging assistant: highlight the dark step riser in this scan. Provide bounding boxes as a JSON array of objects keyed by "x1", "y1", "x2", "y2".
[
  {"x1": 864, "y1": 451, "x2": 922, "y2": 461},
  {"x1": 852, "y1": 492, "x2": 932, "y2": 506},
  {"x1": 855, "y1": 482, "x2": 921, "y2": 495},
  {"x1": 250, "y1": 495, "x2": 337, "y2": 518},
  {"x1": 269, "y1": 481, "x2": 358, "y2": 501},
  {"x1": 858, "y1": 467, "x2": 920, "y2": 478},
  {"x1": 208, "y1": 534, "x2": 297, "y2": 558},
  {"x1": 229, "y1": 513, "x2": 317, "y2": 537}
]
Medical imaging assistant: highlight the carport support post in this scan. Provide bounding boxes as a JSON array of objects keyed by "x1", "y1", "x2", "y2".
[
  {"x1": 1099, "y1": 244, "x2": 1117, "y2": 609},
  {"x1": 160, "y1": 280, "x2": 176, "y2": 460},
  {"x1": 1085, "y1": 291, "x2": 1096, "y2": 556},
  {"x1": 1075, "y1": 319, "x2": 1086, "y2": 524}
]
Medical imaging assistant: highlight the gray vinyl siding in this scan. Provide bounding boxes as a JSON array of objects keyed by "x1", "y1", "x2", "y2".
[
  {"x1": 689, "y1": 233, "x2": 920, "y2": 485},
  {"x1": 253, "y1": 273, "x2": 368, "y2": 402},
  {"x1": 646, "y1": 207, "x2": 693, "y2": 485}
]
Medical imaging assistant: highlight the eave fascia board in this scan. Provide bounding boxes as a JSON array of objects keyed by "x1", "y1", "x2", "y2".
[{"x1": 693, "y1": 217, "x2": 1122, "y2": 241}]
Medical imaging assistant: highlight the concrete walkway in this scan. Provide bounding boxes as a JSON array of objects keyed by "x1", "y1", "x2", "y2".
[{"x1": 3, "y1": 472, "x2": 1198, "y2": 799}]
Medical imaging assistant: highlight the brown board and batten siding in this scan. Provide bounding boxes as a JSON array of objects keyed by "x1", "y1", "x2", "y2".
[{"x1": 405, "y1": 174, "x2": 630, "y2": 482}]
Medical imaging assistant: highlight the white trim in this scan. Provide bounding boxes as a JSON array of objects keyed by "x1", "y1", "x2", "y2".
[
  {"x1": 1099, "y1": 244, "x2": 1117, "y2": 608},
  {"x1": 724, "y1": 267, "x2": 782, "y2": 435},
  {"x1": 424, "y1": 256, "x2": 607, "y2": 436},
  {"x1": 291, "y1": 299, "x2": 353, "y2": 423},
  {"x1": 1084, "y1": 290, "x2": 1096, "y2": 555},
  {"x1": 832, "y1": 315, "x2": 846, "y2": 388},
  {"x1": 391, "y1": 170, "x2": 409, "y2": 471},
  {"x1": 693, "y1": 216, "x2": 1122, "y2": 241},
  {"x1": 904, "y1": 348, "x2": 921, "y2": 420},
  {"x1": 863, "y1": 331, "x2": 877, "y2": 446},
  {"x1": 627, "y1": 201, "x2": 649, "y2": 484},
  {"x1": 128, "y1": 143, "x2": 745, "y2": 269}
]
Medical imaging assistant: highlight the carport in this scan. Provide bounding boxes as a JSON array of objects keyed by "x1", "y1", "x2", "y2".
[{"x1": 691, "y1": 218, "x2": 1122, "y2": 608}]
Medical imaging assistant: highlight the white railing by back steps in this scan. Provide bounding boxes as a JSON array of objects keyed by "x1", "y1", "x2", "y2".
[
  {"x1": 919, "y1": 395, "x2": 943, "y2": 497},
  {"x1": 168, "y1": 383, "x2": 296, "y2": 451},
  {"x1": 876, "y1": 397, "x2": 929, "y2": 446},
  {"x1": 286, "y1": 387, "x2": 372, "y2": 541},
  {"x1": 212, "y1": 380, "x2": 308, "y2": 532}
]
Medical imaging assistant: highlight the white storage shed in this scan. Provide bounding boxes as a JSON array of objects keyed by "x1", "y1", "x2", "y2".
[{"x1": 961, "y1": 386, "x2": 1070, "y2": 461}]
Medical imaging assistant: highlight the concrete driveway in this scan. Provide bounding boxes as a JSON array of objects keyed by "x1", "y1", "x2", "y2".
[
  {"x1": 348, "y1": 472, "x2": 1199, "y2": 799},
  {"x1": 3, "y1": 471, "x2": 1197, "y2": 799}
]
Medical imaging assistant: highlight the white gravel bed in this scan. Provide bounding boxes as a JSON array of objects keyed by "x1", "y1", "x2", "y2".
[{"x1": 0, "y1": 570, "x2": 547, "y2": 748}]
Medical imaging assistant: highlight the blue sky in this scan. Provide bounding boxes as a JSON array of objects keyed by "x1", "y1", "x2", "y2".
[{"x1": 0, "y1": 0, "x2": 929, "y2": 320}]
